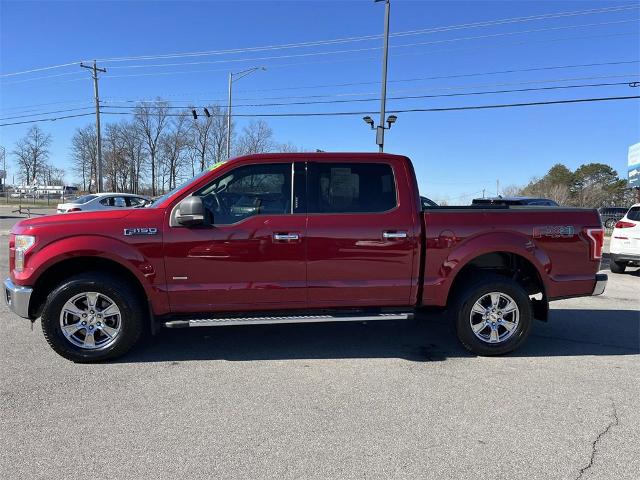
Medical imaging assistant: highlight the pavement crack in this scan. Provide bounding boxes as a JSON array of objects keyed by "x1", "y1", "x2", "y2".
[{"x1": 575, "y1": 400, "x2": 619, "y2": 480}]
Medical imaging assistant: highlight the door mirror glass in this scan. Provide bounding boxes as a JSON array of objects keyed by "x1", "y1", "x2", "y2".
[{"x1": 177, "y1": 196, "x2": 206, "y2": 226}]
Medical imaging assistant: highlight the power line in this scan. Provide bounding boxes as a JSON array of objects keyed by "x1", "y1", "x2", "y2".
[
  {"x1": 101, "y1": 19, "x2": 639, "y2": 71},
  {"x1": 99, "y1": 81, "x2": 636, "y2": 110},
  {"x1": 0, "y1": 113, "x2": 94, "y2": 127},
  {"x1": 76, "y1": 31, "x2": 640, "y2": 83},
  {"x1": 0, "y1": 106, "x2": 95, "y2": 121},
  {"x1": 1, "y1": 3, "x2": 636, "y2": 78},
  {"x1": 91, "y1": 4, "x2": 639, "y2": 64},
  {"x1": 99, "y1": 95, "x2": 640, "y2": 118},
  {"x1": 2, "y1": 95, "x2": 638, "y2": 127},
  {"x1": 101, "y1": 73, "x2": 639, "y2": 106}
]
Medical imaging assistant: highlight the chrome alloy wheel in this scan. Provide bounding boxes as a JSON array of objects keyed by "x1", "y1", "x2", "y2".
[
  {"x1": 59, "y1": 292, "x2": 122, "y2": 350},
  {"x1": 469, "y1": 291, "x2": 520, "y2": 344}
]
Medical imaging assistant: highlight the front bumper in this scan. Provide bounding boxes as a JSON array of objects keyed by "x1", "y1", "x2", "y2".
[
  {"x1": 592, "y1": 273, "x2": 608, "y2": 296},
  {"x1": 4, "y1": 278, "x2": 33, "y2": 319}
]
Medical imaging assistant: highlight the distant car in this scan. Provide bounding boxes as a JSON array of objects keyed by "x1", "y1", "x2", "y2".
[
  {"x1": 609, "y1": 203, "x2": 640, "y2": 274},
  {"x1": 57, "y1": 193, "x2": 150, "y2": 213},
  {"x1": 420, "y1": 196, "x2": 438, "y2": 209},
  {"x1": 472, "y1": 196, "x2": 559, "y2": 207},
  {"x1": 599, "y1": 207, "x2": 629, "y2": 229}
]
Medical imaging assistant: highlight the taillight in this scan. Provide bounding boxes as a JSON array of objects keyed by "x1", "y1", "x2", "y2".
[
  {"x1": 615, "y1": 220, "x2": 635, "y2": 229},
  {"x1": 67, "y1": 207, "x2": 81, "y2": 212},
  {"x1": 585, "y1": 228, "x2": 604, "y2": 260}
]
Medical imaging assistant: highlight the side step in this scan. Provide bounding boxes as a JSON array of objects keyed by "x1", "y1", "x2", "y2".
[{"x1": 164, "y1": 312, "x2": 413, "y2": 329}]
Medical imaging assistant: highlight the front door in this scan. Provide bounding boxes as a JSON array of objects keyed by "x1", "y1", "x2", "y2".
[{"x1": 164, "y1": 161, "x2": 307, "y2": 313}]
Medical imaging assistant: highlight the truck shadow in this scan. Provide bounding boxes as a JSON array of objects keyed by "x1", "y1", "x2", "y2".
[{"x1": 117, "y1": 308, "x2": 639, "y2": 364}]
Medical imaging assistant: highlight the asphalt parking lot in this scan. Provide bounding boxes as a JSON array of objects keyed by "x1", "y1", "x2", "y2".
[{"x1": 0, "y1": 209, "x2": 638, "y2": 480}]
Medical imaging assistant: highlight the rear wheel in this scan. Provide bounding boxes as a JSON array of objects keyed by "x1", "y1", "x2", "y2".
[
  {"x1": 610, "y1": 260, "x2": 627, "y2": 274},
  {"x1": 604, "y1": 218, "x2": 617, "y2": 229},
  {"x1": 41, "y1": 272, "x2": 144, "y2": 362},
  {"x1": 453, "y1": 274, "x2": 533, "y2": 356}
]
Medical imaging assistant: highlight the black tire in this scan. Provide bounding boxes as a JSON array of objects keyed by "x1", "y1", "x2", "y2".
[
  {"x1": 610, "y1": 260, "x2": 627, "y2": 274},
  {"x1": 453, "y1": 274, "x2": 533, "y2": 356},
  {"x1": 41, "y1": 272, "x2": 144, "y2": 362},
  {"x1": 604, "y1": 218, "x2": 617, "y2": 229}
]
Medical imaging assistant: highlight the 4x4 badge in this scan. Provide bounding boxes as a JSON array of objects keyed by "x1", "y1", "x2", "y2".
[{"x1": 124, "y1": 227, "x2": 158, "y2": 236}]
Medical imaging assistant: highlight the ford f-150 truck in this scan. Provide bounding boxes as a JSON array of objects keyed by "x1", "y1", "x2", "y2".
[{"x1": 4, "y1": 153, "x2": 607, "y2": 362}]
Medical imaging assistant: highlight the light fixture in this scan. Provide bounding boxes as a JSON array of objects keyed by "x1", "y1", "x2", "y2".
[
  {"x1": 191, "y1": 109, "x2": 198, "y2": 120},
  {"x1": 362, "y1": 116, "x2": 375, "y2": 129},
  {"x1": 386, "y1": 114, "x2": 397, "y2": 128},
  {"x1": 204, "y1": 108, "x2": 211, "y2": 118}
]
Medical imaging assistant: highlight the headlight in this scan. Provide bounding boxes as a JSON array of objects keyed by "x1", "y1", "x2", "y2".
[{"x1": 14, "y1": 235, "x2": 35, "y2": 272}]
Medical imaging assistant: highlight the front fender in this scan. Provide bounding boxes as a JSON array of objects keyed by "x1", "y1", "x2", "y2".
[{"x1": 16, "y1": 235, "x2": 158, "y2": 296}]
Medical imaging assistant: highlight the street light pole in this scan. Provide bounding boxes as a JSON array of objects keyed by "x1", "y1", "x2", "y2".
[
  {"x1": 225, "y1": 66, "x2": 266, "y2": 159},
  {"x1": 226, "y1": 72, "x2": 233, "y2": 159},
  {"x1": 376, "y1": 0, "x2": 391, "y2": 153}
]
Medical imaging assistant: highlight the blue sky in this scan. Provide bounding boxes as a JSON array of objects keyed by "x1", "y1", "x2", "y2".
[{"x1": 1, "y1": 0, "x2": 639, "y2": 203}]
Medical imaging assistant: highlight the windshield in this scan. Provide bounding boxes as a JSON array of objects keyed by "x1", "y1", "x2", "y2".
[
  {"x1": 72, "y1": 195, "x2": 97, "y2": 204},
  {"x1": 149, "y1": 170, "x2": 210, "y2": 207}
]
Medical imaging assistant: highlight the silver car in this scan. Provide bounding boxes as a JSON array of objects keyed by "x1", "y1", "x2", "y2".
[{"x1": 57, "y1": 193, "x2": 150, "y2": 213}]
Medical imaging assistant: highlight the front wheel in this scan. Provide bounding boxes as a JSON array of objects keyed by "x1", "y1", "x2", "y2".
[
  {"x1": 453, "y1": 274, "x2": 533, "y2": 356},
  {"x1": 41, "y1": 273, "x2": 144, "y2": 362}
]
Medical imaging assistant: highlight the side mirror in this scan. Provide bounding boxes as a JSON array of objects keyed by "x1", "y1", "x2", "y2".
[{"x1": 176, "y1": 196, "x2": 206, "y2": 226}]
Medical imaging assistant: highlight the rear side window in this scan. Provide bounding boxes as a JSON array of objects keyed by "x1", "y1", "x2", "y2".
[
  {"x1": 627, "y1": 207, "x2": 640, "y2": 221},
  {"x1": 307, "y1": 163, "x2": 396, "y2": 213}
]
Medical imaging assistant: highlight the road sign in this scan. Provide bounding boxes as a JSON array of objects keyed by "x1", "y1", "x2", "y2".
[{"x1": 629, "y1": 143, "x2": 640, "y2": 188}]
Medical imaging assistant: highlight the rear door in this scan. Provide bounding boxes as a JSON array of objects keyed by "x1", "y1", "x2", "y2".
[{"x1": 305, "y1": 158, "x2": 419, "y2": 308}]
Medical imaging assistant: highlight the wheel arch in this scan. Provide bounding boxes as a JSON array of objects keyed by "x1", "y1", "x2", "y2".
[{"x1": 29, "y1": 256, "x2": 148, "y2": 320}]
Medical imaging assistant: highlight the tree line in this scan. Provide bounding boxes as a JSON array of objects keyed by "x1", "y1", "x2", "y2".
[
  {"x1": 504, "y1": 162, "x2": 634, "y2": 207},
  {"x1": 8, "y1": 98, "x2": 300, "y2": 195}
]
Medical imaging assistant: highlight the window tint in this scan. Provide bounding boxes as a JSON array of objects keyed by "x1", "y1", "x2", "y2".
[
  {"x1": 308, "y1": 163, "x2": 396, "y2": 213},
  {"x1": 627, "y1": 207, "x2": 640, "y2": 221},
  {"x1": 74, "y1": 194, "x2": 97, "y2": 204},
  {"x1": 196, "y1": 163, "x2": 292, "y2": 224},
  {"x1": 99, "y1": 197, "x2": 114, "y2": 206}
]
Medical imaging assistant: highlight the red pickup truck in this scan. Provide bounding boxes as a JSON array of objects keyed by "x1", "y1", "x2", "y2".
[{"x1": 5, "y1": 153, "x2": 607, "y2": 362}]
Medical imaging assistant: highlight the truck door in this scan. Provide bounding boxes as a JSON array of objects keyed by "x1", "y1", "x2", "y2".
[
  {"x1": 305, "y1": 159, "x2": 419, "y2": 308},
  {"x1": 163, "y1": 161, "x2": 307, "y2": 313}
]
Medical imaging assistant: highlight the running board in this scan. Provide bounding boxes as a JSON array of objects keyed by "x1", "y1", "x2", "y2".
[{"x1": 163, "y1": 312, "x2": 413, "y2": 329}]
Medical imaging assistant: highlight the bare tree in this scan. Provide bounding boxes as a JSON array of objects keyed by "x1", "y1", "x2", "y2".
[
  {"x1": 71, "y1": 125, "x2": 97, "y2": 192},
  {"x1": 104, "y1": 123, "x2": 131, "y2": 192},
  {"x1": 159, "y1": 113, "x2": 190, "y2": 191},
  {"x1": 117, "y1": 120, "x2": 146, "y2": 194},
  {"x1": 134, "y1": 99, "x2": 169, "y2": 196},
  {"x1": 235, "y1": 120, "x2": 274, "y2": 156},
  {"x1": 12, "y1": 125, "x2": 52, "y2": 185}
]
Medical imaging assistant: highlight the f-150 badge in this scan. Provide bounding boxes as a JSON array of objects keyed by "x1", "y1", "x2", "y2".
[
  {"x1": 124, "y1": 227, "x2": 158, "y2": 236},
  {"x1": 533, "y1": 225, "x2": 574, "y2": 238}
]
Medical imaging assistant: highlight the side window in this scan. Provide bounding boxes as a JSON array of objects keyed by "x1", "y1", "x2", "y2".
[
  {"x1": 308, "y1": 162, "x2": 396, "y2": 213},
  {"x1": 126, "y1": 197, "x2": 146, "y2": 207},
  {"x1": 113, "y1": 197, "x2": 126, "y2": 208},
  {"x1": 196, "y1": 163, "x2": 292, "y2": 225},
  {"x1": 99, "y1": 196, "x2": 114, "y2": 207}
]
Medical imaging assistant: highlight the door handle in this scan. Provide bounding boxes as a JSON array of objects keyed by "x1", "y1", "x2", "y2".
[
  {"x1": 273, "y1": 233, "x2": 300, "y2": 241},
  {"x1": 383, "y1": 231, "x2": 408, "y2": 239}
]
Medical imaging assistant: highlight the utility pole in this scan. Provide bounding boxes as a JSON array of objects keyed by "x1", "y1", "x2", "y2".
[
  {"x1": 376, "y1": 0, "x2": 391, "y2": 153},
  {"x1": 496, "y1": 179, "x2": 500, "y2": 196},
  {"x1": 80, "y1": 60, "x2": 107, "y2": 193}
]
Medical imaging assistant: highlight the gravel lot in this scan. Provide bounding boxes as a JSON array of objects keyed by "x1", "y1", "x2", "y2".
[{"x1": 0, "y1": 209, "x2": 638, "y2": 480}]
